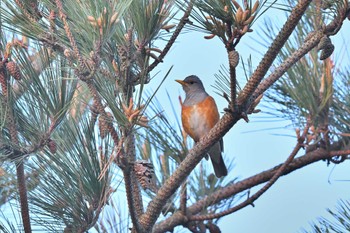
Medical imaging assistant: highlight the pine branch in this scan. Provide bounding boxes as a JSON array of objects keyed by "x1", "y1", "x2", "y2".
[
  {"x1": 248, "y1": 29, "x2": 324, "y2": 109},
  {"x1": 123, "y1": 134, "x2": 144, "y2": 232},
  {"x1": 153, "y1": 146, "x2": 345, "y2": 233},
  {"x1": 85, "y1": 80, "x2": 120, "y2": 144},
  {"x1": 123, "y1": 170, "x2": 144, "y2": 233},
  {"x1": 330, "y1": 150, "x2": 350, "y2": 156},
  {"x1": 1, "y1": 60, "x2": 31, "y2": 232},
  {"x1": 12, "y1": 49, "x2": 54, "y2": 98},
  {"x1": 146, "y1": 0, "x2": 195, "y2": 75},
  {"x1": 55, "y1": 0, "x2": 85, "y2": 69},
  {"x1": 237, "y1": 0, "x2": 312, "y2": 107},
  {"x1": 189, "y1": 123, "x2": 310, "y2": 221},
  {"x1": 248, "y1": 3, "x2": 349, "y2": 111},
  {"x1": 13, "y1": 0, "x2": 39, "y2": 23},
  {"x1": 15, "y1": 162, "x2": 31, "y2": 233},
  {"x1": 180, "y1": 181, "x2": 187, "y2": 215}
]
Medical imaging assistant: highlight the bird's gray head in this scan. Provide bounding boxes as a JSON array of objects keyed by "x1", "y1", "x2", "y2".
[
  {"x1": 176, "y1": 75, "x2": 208, "y2": 105},
  {"x1": 175, "y1": 75, "x2": 206, "y2": 94}
]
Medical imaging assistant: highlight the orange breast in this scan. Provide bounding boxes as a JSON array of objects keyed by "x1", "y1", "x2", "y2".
[{"x1": 181, "y1": 96, "x2": 220, "y2": 142}]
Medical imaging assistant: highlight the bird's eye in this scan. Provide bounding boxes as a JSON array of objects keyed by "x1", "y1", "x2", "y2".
[{"x1": 189, "y1": 81, "x2": 194, "y2": 84}]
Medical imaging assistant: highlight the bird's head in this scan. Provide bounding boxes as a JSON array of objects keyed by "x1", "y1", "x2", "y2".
[{"x1": 175, "y1": 75, "x2": 205, "y2": 94}]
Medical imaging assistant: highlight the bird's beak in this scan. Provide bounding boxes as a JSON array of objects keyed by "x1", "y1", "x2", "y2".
[{"x1": 175, "y1": 79, "x2": 187, "y2": 86}]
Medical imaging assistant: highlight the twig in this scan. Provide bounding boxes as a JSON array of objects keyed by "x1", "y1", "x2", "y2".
[
  {"x1": 330, "y1": 150, "x2": 350, "y2": 156},
  {"x1": 237, "y1": 0, "x2": 312, "y2": 106},
  {"x1": 146, "y1": 0, "x2": 195, "y2": 74},
  {"x1": 189, "y1": 123, "x2": 310, "y2": 221},
  {"x1": 180, "y1": 180, "x2": 187, "y2": 215}
]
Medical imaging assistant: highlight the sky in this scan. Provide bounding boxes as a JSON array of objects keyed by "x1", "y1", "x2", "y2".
[
  {"x1": 2, "y1": 2, "x2": 350, "y2": 233},
  {"x1": 148, "y1": 4, "x2": 350, "y2": 233}
]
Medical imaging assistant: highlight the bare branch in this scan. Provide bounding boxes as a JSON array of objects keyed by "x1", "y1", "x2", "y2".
[
  {"x1": 124, "y1": 170, "x2": 145, "y2": 233},
  {"x1": 180, "y1": 181, "x2": 187, "y2": 215}
]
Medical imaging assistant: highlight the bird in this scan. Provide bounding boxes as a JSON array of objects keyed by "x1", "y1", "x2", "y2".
[{"x1": 176, "y1": 75, "x2": 227, "y2": 178}]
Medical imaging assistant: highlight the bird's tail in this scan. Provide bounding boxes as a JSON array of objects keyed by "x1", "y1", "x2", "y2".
[{"x1": 209, "y1": 142, "x2": 227, "y2": 178}]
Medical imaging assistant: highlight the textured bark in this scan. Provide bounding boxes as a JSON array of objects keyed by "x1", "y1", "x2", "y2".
[
  {"x1": 16, "y1": 162, "x2": 32, "y2": 233},
  {"x1": 153, "y1": 148, "x2": 332, "y2": 233},
  {"x1": 249, "y1": 29, "x2": 324, "y2": 106},
  {"x1": 237, "y1": 0, "x2": 313, "y2": 106}
]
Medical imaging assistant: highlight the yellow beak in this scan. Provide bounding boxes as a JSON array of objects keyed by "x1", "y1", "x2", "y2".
[{"x1": 175, "y1": 79, "x2": 187, "y2": 86}]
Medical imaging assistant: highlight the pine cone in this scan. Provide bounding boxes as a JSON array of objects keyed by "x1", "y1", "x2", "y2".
[
  {"x1": 6, "y1": 61, "x2": 21, "y2": 80},
  {"x1": 134, "y1": 160, "x2": 156, "y2": 191},
  {"x1": 317, "y1": 36, "x2": 332, "y2": 51},
  {"x1": 98, "y1": 113, "x2": 113, "y2": 139},
  {"x1": 47, "y1": 139, "x2": 57, "y2": 154},
  {"x1": 320, "y1": 43, "x2": 335, "y2": 60},
  {"x1": 228, "y1": 50, "x2": 239, "y2": 68}
]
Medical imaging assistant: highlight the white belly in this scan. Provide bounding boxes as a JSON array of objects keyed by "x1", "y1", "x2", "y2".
[{"x1": 189, "y1": 105, "x2": 210, "y2": 140}]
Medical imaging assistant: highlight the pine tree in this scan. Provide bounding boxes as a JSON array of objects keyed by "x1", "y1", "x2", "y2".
[{"x1": 0, "y1": 0, "x2": 349, "y2": 232}]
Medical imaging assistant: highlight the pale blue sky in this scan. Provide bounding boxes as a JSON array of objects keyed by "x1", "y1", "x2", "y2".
[
  {"x1": 2, "y1": 2, "x2": 349, "y2": 233},
  {"x1": 150, "y1": 4, "x2": 350, "y2": 233}
]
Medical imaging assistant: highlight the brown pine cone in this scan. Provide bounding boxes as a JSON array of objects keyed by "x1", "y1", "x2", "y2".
[{"x1": 6, "y1": 61, "x2": 21, "y2": 80}]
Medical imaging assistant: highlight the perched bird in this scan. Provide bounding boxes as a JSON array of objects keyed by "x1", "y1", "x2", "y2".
[{"x1": 176, "y1": 75, "x2": 227, "y2": 178}]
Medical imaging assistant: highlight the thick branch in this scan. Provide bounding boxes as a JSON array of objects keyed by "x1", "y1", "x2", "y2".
[
  {"x1": 124, "y1": 170, "x2": 144, "y2": 233},
  {"x1": 153, "y1": 147, "x2": 337, "y2": 232},
  {"x1": 237, "y1": 0, "x2": 312, "y2": 106},
  {"x1": 248, "y1": 29, "x2": 324, "y2": 107},
  {"x1": 140, "y1": 112, "x2": 241, "y2": 231},
  {"x1": 124, "y1": 134, "x2": 144, "y2": 232}
]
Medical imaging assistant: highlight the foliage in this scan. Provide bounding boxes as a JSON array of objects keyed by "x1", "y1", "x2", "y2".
[
  {"x1": 0, "y1": 0, "x2": 349, "y2": 233},
  {"x1": 302, "y1": 200, "x2": 350, "y2": 233}
]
